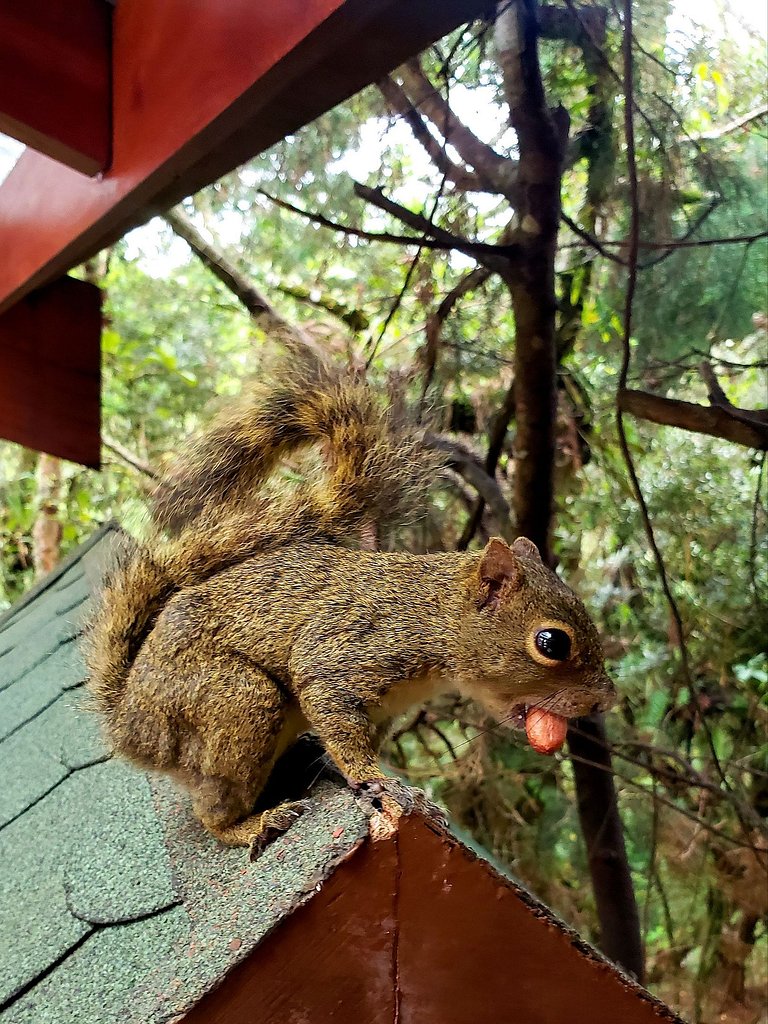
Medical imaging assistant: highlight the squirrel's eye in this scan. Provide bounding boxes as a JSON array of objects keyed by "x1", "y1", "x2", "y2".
[{"x1": 534, "y1": 628, "x2": 571, "y2": 661}]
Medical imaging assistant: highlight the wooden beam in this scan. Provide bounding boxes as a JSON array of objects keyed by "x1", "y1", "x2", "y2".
[
  {"x1": 0, "y1": 1, "x2": 111, "y2": 175},
  {"x1": 0, "y1": 277, "x2": 101, "y2": 467},
  {"x1": 0, "y1": 0, "x2": 490, "y2": 315}
]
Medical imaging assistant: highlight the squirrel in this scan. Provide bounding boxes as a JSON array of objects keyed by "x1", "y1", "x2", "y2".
[{"x1": 84, "y1": 358, "x2": 615, "y2": 856}]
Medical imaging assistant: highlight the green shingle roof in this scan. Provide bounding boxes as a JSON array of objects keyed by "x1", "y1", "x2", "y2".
[{"x1": 0, "y1": 524, "x2": 370, "y2": 1023}]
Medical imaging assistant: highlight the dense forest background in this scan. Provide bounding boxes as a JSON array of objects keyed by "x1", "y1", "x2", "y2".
[{"x1": 1, "y1": 1, "x2": 766, "y2": 1020}]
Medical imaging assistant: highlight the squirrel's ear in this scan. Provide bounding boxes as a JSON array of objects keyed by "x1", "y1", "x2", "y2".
[
  {"x1": 477, "y1": 538, "x2": 524, "y2": 611},
  {"x1": 511, "y1": 536, "x2": 541, "y2": 561}
]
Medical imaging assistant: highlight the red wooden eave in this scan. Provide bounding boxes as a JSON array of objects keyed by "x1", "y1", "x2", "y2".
[{"x1": 0, "y1": 0, "x2": 492, "y2": 315}]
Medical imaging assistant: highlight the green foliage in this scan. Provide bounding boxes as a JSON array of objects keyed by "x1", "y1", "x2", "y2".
[
  {"x1": 0, "y1": 448, "x2": 36, "y2": 603},
  {"x1": 632, "y1": 147, "x2": 768, "y2": 368}
]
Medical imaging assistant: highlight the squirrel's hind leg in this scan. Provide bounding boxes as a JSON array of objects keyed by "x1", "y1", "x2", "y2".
[{"x1": 180, "y1": 654, "x2": 308, "y2": 857}]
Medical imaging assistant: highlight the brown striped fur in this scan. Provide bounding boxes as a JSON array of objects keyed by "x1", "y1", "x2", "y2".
[{"x1": 84, "y1": 366, "x2": 614, "y2": 854}]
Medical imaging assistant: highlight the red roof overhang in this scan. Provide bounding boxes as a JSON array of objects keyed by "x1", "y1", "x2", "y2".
[{"x1": 0, "y1": 0, "x2": 489, "y2": 466}]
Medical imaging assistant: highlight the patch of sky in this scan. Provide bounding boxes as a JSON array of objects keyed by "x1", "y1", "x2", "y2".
[{"x1": 0, "y1": 134, "x2": 23, "y2": 186}]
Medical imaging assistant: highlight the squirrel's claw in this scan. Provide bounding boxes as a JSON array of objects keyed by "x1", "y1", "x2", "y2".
[
  {"x1": 357, "y1": 777, "x2": 415, "y2": 812},
  {"x1": 248, "y1": 800, "x2": 310, "y2": 861},
  {"x1": 352, "y1": 778, "x2": 448, "y2": 839}
]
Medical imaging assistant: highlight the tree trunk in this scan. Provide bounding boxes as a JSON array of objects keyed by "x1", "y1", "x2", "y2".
[
  {"x1": 568, "y1": 714, "x2": 644, "y2": 981},
  {"x1": 496, "y1": 0, "x2": 643, "y2": 980},
  {"x1": 32, "y1": 453, "x2": 62, "y2": 579},
  {"x1": 507, "y1": 269, "x2": 558, "y2": 558},
  {"x1": 496, "y1": 0, "x2": 563, "y2": 559}
]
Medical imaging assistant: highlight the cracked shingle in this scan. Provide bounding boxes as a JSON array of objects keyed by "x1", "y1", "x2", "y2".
[
  {"x1": 0, "y1": 616, "x2": 86, "y2": 693},
  {"x1": 1, "y1": 907, "x2": 190, "y2": 1024},
  {"x1": 0, "y1": 691, "x2": 108, "y2": 828},
  {"x1": 0, "y1": 640, "x2": 87, "y2": 742},
  {"x1": 64, "y1": 760, "x2": 178, "y2": 925},
  {"x1": 0, "y1": 754, "x2": 178, "y2": 1010}
]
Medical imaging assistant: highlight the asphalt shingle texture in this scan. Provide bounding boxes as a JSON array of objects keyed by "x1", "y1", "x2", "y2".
[{"x1": 0, "y1": 524, "x2": 369, "y2": 1024}]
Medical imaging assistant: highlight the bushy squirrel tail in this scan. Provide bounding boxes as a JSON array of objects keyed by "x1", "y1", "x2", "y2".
[
  {"x1": 152, "y1": 359, "x2": 433, "y2": 538},
  {"x1": 85, "y1": 362, "x2": 436, "y2": 712},
  {"x1": 83, "y1": 540, "x2": 171, "y2": 714}
]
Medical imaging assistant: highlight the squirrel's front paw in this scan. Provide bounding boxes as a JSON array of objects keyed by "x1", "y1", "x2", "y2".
[{"x1": 351, "y1": 778, "x2": 448, "y2": 840}]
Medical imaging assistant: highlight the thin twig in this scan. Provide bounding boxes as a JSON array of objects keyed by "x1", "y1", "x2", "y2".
[
  {"x1": 615, "y1": 0, "x2": 689, "y2": 693},
  {"x1": 420, "y1": 266, "x2": 493, "y2": 409},
  {"x1": 456, "y1": 380, "x2": 516, "y2": 550},
  {"x1": 687, "y1": 102, "x2": 768, "y2": 141},
  {"x1": 391, "y1": 710, "x2": 766, "y2": 853},
  {"x1": 638, "y1": 198, "x2": 722, "y2": 269},
  {"x1": 365, "y1": 171, "x2": 450, "y2": 367},
  {"x1": 563, "y1": 750, "x2": 765, "y2": 854},
  {"x1": 561, "y1": 212, "x2": 628, "y2": 265},
  {"x1": 642, "y1": 774, "x2": 660, "y2": 951},
  {"x1": 102, "y1": 436, "x2": 158, "y2": 480},
  {"x1": 560, "y1": 227, "x2": 768, "y2": 253}
]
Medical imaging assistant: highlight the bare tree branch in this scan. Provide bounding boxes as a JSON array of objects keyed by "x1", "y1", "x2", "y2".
[
  {"x1": 378, "y1": 77, "x2": 488, "y2": 193},
  {"x1": 618, "y1": 389, "x2": 768, "y2": 450},
  {"x1": 165, "y1": 208, "x2": 275, "y2": 319},
  {"x1": 102, "y1": 436, "x2": 159, "y2": 480},
  {"x1": 258, "y1": 188, "x2": 515, "y2": 263},
  {"x1": 163, "y1": 207, "x2": 324, "y2": 360},
  {"x1": 424, "y1": 432, "x2": 514, "y2": 538},
  {"x1": 687, "y1": 103, "x2": 768, "y2": 141},
  {"x1": 352, "y1": 182, "x2": 517, "y2": 273},
  {"x1": 274, "y1": 281, "x2": 369, "y2": 333},
  {"x1": 396, "y1": 58, "x2": 520, "y2": 202},
  {"x1": 615, "y1": 0, "x2": 691, "y2": 685},
  {"x1": 749, "y1": 453, "x2": 767, "y2": 603},
  {"x1": 553, "y1": 0, "x2": 644, "y2": 982}
]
